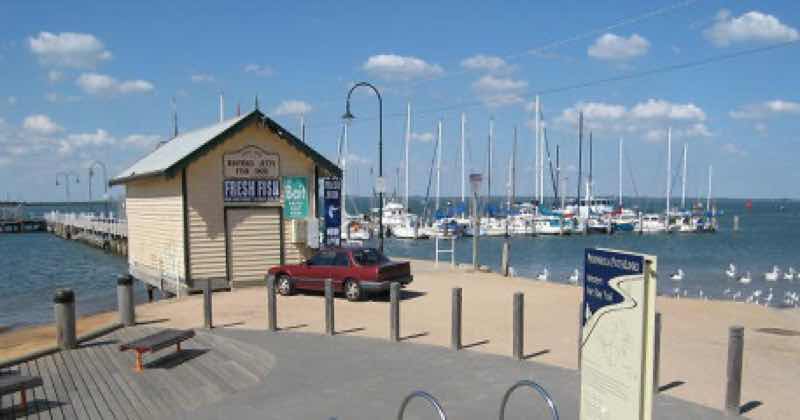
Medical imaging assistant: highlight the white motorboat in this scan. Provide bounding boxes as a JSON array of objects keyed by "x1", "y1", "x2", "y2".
[
  {"x1": 765, "y1": 266, "x2": 780, "y2": 282},
  {"x1": 392, "y1": 214, "x2": 429, "y2": 239},
  {"x1": 783, "y1": 267, "x2": 796, "y2": 281},
  {"x1": 534, "y1": 215, "x2": 568, "y2": 235},
  {"x1": 341, "y1": 217, "x2": 371, "y2": 241},
  {"x1": 568, "y1": 269, "x2": 580, "y2": 284},
  {"x1": 670, "y1": 269, "x2": 684, "y2": 281},
  {"x1": 638, "y1": 214, "x2": 667, "y2": 233}
]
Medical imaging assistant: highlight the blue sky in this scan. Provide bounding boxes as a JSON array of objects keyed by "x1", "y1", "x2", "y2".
[{"x1": 2, "y1": 0, "x2": 799, "y2": 201}]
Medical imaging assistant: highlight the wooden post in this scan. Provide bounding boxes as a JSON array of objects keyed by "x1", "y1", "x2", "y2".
[
  {"x1": 117, "y1": 274, "x2": 135, "y2": 326},
  {"x1": 53, "y1": 288, "x2": 76, "y2": 350},
  {"x1": 451, "y1": 288, "x2": 462, "y2": 350},
  {"x1": 654, "y1": 312, "x2": 662, "y2": 393},
  {"x1": 203, "y1": 279, "x2": 213, "y2": 329},
  {"x1": 501, "y1": 239, "x2": 510, "y2": 277},
  {"x1": 725, "y1": 326, "x2": 745, "y2": 415},
  {"x1": 733, "y1": 215, "x2": 740, "y2": 231},
  {"x1": 267, "y1": 275, "x2": 277, "y2": 332},
  {"x1": 390, "y1": 282, "x2": 400, "y2": 342},
  {"x1": 513, "y1": 292, "x2": 524, "y2": 360},
  {"x1": 325, "y1": 279, "x2": 335, "y2": 336}
]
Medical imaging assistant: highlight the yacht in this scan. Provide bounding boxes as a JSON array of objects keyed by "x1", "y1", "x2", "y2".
[{"x1": 638, "y1": 214, "x2": 667, "y2": 233}]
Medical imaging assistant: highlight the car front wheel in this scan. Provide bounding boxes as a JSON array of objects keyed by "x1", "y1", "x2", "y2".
[
  {"x1": 343, "y1": 279, "x2": 362, "y2": 302},
  {"x1": 277, "y1": 274, "x2": 294, "y2": 296}
]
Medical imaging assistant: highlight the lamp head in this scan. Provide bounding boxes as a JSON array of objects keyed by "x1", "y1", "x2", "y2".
[{"x1": 341, "y1": 103, "x2": 355, "y2": 123}]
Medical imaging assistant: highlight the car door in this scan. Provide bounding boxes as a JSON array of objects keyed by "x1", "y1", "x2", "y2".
[
  {"x1": 302, "y1": 250, "x2": 336, "y2": 291},
  {"x1": 331, "y1": 251, "x2": 353, "y2": 291}
]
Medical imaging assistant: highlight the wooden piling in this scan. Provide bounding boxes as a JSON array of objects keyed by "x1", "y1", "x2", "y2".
[
  {"x1": 390, "y1": 282, "x2": 400, "y2": 342},
  {"x1": 267, "y1": 275, "x2": 277, "y2": 332},
  {"x1": 53, "y1": 289, "x2": 76, "y2": 350},
  {"x1": 116, "y1": 274, "x2": 135, "y2": 326},
  {"x1": 203, "y1": 279, "x2": 213, "y2": 329},
  {"x1": 451, "y1": 288, "x2": 462, "y2": 350},
  {"x1": 325, "y1": 279, "x2": 335, "y2": 336},
  {"x1": 513, "y1": 292, "x2": 524, "y2": 360},
  {"x1": 725, "y1": 326, "x2": 745, "y2": 415}
]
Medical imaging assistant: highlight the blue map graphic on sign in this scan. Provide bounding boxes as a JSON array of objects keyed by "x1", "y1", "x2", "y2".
[{"x1": 582, "y1": 248, "x2": 644, "y2": 326}]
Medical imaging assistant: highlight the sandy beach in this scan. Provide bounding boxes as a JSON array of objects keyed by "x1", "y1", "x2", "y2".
[{"x1": 2, "y1": 258, "x2": 798, "y2": 418}]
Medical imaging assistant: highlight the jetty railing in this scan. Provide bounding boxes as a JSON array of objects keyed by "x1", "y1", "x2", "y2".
[{"x1": 45, "y1": 210, "x2": 128, "y2": 238}]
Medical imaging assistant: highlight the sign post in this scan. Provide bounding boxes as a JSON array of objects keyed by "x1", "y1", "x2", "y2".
[
  {"x1": 580, "y1": 248, "x2": 657, "y2": 420},
  {"x1": 323, "y1": 178, "x2": 342, "y2": 247}
]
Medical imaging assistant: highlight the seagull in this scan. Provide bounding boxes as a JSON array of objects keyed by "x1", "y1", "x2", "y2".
[
  {"x1": 732, "y1": 290, "x2": 743, "y2": 301},
  {"x1": 536, "y1": 267, "x2": 549, "y2": 282},
  {"x1": 670, "y1": 269, "x2": 684, "y2": 281},
  {"x1": 672, "y1": 287, "x2": 681, "y2": 299},
  {"x1": 725, "y1": 263, "x2": 737, "y2": 279},
  {"x1": 765, "y1": 265, "x2": 780, "y2": 282},
  {"x1": 765, "y1": 288, "x2": 774, "y2": 307},
  {"x1": 783, "y1": 267, "x2": 796, "y2": 281},
  {"x1": 568, "y1": 269, "x2": 580, "y2": 284},
  {"x1": 738, "y1": 272, "x2": 752, "y2": 285}
]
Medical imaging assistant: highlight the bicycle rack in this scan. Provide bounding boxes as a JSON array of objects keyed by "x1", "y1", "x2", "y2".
[
  {"x1": 498, "y1": 380, "x2": 559, "y2": 420},
  {"x1": 397, "y1": 390, "x2": 448, "y2": 420}
]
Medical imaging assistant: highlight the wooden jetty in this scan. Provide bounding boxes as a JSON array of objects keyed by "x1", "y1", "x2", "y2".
[
  {"x1": 0, "y1": 220, "x2": 47, "y2": 234},
  {"x1": 44, "y1": 212, "x2": 128, "y2": 255},
  {"x1": 0, "y1": 325, "x2": 273, "y2": 419}
]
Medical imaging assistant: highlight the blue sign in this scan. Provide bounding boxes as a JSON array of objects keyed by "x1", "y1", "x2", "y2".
[
  {"x1": 582, "y1": 248, "x2": 644, "y2": 326},
  {"x1": 323, "y1": 178, "x2": 341, "y2": 247}
]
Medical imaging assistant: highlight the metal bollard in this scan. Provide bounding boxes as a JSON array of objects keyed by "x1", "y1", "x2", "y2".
[
  {"x1": 725, "y1": 326, "x2": 745, "y2": 415},
  {"x1": 513, "y1": 292, "x2": 524, "y2": 360},
  {"x1": 203, "y1": 279, "x2": 213, "y2": 329},
  {"x1": 117, "y1": 274, "x2": 136, "y2": 326},
  {"x1": 733, "y1": 215, "x2": 740, "y2": 232},
  {"x1": 653, "y1": 312, "x2": 662, "y2": 393},
  {"x1": 54, "y1": 288, "x2": 77, "y2": 350},
  {"x1": 451, "y1": 288, "x2": 462, "y2": 350},
  {"x1": 501, "y1": 239, "x2": 510, "y2": 277},
  {"x1": 325, "y1": 279, "x2": 335, "y2": 336},
  {"x1": 267, "y1": 275, "x2": 277, "y2": 332},
  {"x1": 578, "y1": 304, "x2": 583, "y2": 368},
  {"x1": 390, "y1": 282, "x2": 400, "y2": 342}
]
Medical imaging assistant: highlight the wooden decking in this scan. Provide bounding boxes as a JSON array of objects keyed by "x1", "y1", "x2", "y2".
[{"x1": 0, "y1": 326, "x2": 274, "y2": 419}]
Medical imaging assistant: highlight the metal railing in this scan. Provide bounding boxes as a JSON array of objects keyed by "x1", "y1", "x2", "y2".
[
  {"x1": 45, "y1": 211, "x2": 128, "y2": 237},
  {"x1": 397, "y1": 390, "x2": 448, "y2": 420},
  {"x1": 498, "y1": 380, "x2": 559, "y2": 420}
]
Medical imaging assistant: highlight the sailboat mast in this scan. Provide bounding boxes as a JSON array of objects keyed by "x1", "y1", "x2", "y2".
[
  {"x1": 405, "y1": 102, "x2": 411, "y2": 210},
  {"x1": 589, "y1": 132, "x2": 593, "y2": 203},
  {"x1": 512, "y1": 126, "x2": 517, "y2": 204},
  {"x1": 534, "y1": 96, "x2": 540, "y2": 201},
  {"x1": 460, "y1": 112, "x2": 466, "y2": 204},
  {"x1": 488, "y1": 117, "x2": 494, "y2": 203},
  {"x1": 666, "y1": 127, "x2": 672, "y2": 217},
  {"x1": 218, "y1": 91, "x2": 224, "y2": 122},
  {"x1": 707, "y1": 164, "x2": 713, "y2": 211},
  {"x1": 555, "y1": 144, "x2": 560, "y2": 204},
  {"x1": 436, "y1": 120, "x2": 442, "y2": 212},
  {"x1": 577, "y1": 111, "x2": 583, "y2": 204},
  {"x1": 681, "y1": 143, "x2": 687, "y2": 209},
  {"x1": 618, "y1": 138, "x2": 623, "y2": 207}
]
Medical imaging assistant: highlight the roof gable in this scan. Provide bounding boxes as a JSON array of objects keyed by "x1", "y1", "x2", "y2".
[{"x1": 110, "y1": 110, "x2": 340, "y2": 185}]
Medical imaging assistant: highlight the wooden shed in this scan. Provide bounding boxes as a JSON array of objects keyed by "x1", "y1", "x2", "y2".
[{"x1": 110, "y1": 110, "x2": 340, "y2": 293}]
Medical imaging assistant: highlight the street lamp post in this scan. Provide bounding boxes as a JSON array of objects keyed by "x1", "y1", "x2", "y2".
[
  {"x1": 87, "y1": 160, "x2": 108, "y2": 202},
  {"x1": 342, "y1": 81, "x2": 384, "y2": 252},
  {"x1": 470, "y1": 173, "x2": 483, "y2": 270},
  {"x1": 55, "y1": 171, "x2": 80, "y2": 202}
]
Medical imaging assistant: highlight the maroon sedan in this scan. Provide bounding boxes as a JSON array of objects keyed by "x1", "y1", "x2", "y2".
[{"x1": 267, "y1": 247, "x2": 413, "y2": 301}]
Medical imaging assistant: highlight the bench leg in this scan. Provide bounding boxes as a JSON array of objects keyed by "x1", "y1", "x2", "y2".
[
  {"x1": 20, "y1": 386, "x2": 27, "y2": 411},
  {"x1": 135, "y1": 351, "x2": 144, "y2": 372}
]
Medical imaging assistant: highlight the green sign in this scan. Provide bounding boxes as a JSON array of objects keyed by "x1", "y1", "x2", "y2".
[{"x1": 283, "y1": 176, "x2": 308, "y2": 219}]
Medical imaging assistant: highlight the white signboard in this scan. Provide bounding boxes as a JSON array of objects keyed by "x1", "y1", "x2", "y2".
[
  {"x1": 580, "y1": 248, "x2": 657, "y2": 420},
  {"x1": 223, "y1": 145, "x2": 279, "y2": 179}
]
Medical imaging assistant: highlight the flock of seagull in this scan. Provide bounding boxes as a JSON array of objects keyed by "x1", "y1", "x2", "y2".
[{"x1": 524, "y1": 263, "x2": 800, "y2": 308}]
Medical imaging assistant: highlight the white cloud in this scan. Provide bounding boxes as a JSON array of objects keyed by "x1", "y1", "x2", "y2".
[
  {"x1": 722, "y1": 143, "x2": 747, "y2": 157},
  {"x1": 472, "y1": 75, "x2": 528, "y2": 107},
  {"x1": 345, "y1": 153, "x2": 371, "y2": 165},
  {"x1": 362, "y1": 54, "x2": 444, "y2": 81},
  {"x1": 754, "y1": 122, "x2": 768, "y2": 135},
  {"x1": 730, "y1": 99, "x2": 800, "y2": 119},
  {"x1": 704, "y1": 10, "x2": 799, "y2": 47},
  {"x1": 243, "y1": 64, "x2": 274, "y2": 77},
  {"x1": 76, "y1": 72, "x2": 154, "y2": 95},
  {"x1": 556, "y1": 99, "x2": 711, "y2": 141},
  {"x1": 460, "y1": 54, "x2": 512, "y2": 73},
  {"x1": 7, "y1": 96, "x2": 16, "y2": 105},
  {"x1": 48, "y1": 70, "x2": 63, "y2": 83},
  {"x1": 410, "y1": 131, "x2": 434, "y2": 143},
  {"x1": 272, "y1": 100, "x2": 312, "y2": 116},
  {"x1": 23, "y1": 114, "x2": 63, "y2": 135},
  {"x1": 190, "y1": 73, "x2": 214, "y2": 83},
  {"x1": 122, "y1": 134, "x2": 161, "y2": 148},
  {"x1": 588, "y1": 33, "x2": 650, "y2": 60},
  {"x1": 58, "y1": 129, "x2": 114, "y2": 155},
  {"x1": 28, "y1": 32, "x2": 112, "y2": 68},
  {"x1": 630, "y1": 99, "x2": 706, "y2": 121},
  {"x1": 45, "y1": 92, "x2": 80, "y2": 103}
]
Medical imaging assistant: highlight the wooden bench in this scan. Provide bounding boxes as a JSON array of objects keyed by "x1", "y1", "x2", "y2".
[
  {"x1": 0, "y1": 374, "x2": 43, "y2": 411},
  {"x1": 119, "y1": 329, "x2": 195, "y2": 372}
]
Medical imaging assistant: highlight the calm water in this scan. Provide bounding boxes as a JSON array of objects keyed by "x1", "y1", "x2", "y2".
[{"x1": 2, "y1": 199, "x2": 798, "y2": 331}]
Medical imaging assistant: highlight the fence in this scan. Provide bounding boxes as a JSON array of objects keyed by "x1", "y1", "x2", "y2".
[{"x1": 45, "y1": 211, "x2": 128, "y2": 237}]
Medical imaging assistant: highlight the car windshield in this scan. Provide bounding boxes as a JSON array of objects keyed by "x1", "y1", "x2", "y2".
[{"x1": 352, "y1": 248, "x2": 390, "y2": 266}]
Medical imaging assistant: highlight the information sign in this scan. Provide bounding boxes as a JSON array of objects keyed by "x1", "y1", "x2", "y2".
[{"x1": 323, "y1": 178, "x2": 341, "y2": 247}]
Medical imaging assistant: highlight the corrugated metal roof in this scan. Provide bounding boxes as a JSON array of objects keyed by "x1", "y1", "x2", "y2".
[{"x1": 111, "y1": 113, "x2": 250, "y2": 184}]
